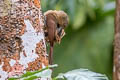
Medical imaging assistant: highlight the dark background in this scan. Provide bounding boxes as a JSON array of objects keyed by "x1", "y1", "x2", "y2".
[{"x1": 41, "y1": 0, "x2": 114, "y2": 79}]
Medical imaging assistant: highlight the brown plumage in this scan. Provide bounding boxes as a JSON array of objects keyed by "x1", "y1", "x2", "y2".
[{"x1": 44, "y1": 10, "x2": 69, "y2": 65}]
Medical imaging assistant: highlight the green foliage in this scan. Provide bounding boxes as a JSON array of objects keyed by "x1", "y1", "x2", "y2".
[
  {"x1": 23, "y1": 76, "x2": 38, "y2": 80},
  {"x1": 9, "y1": 65, "x2": 109, "y2": 80},
  {"x1": 8, "y1": 64, "x2": 58, "y2": 80},
  {"x1": 42, "y1": 0, "x2": 114, "y2": 29},
  {"x1": 8, "y1": 78, "x2": 18, "y2": 80}
]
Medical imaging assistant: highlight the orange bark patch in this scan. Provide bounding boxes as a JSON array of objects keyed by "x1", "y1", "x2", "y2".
[
  {"x1": 40, "y1": 54, "x2": 48, "y2": 66},
  {"x1": 27, "y1": 54, "x2": 48, "y2": 71},
  {"x1": 20, "y1": 22, "x2": 26, "y2": 36},
  {"x1": 34, "y1": 18, "x2": 41, "y2": 32},
  {"x1": 2, "y1": 58, "x2": 11, "y2": 72},
  {"x1": 34, "y1": 0, "x2": 40, "y2": 8},
  {"x1": 36, "y1": 39, "x2": 46, "y2": 54},
  {"x1": 27, "y1": 57, "x2": 42, "y2": 71}
]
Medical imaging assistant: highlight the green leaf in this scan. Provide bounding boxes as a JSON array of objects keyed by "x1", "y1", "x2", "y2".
[
  {"x1": 73, "y1": 8, "x2": 86, "y2": 29},
  {"x1": 24, "y1": 76, "x2": 38, "y2": 80},
  {"x1": 55, "y1": 69, "x2": 109, "y2": 80},
  {"x1": 21, "y1": 68, "x2": 48, "y2": 78},
  {"x1": 85, "y1": 0, "x2": 96, "y2": 20},
  {"x1": 8, "y1": 78, "x2": 18, "y2": 80}
]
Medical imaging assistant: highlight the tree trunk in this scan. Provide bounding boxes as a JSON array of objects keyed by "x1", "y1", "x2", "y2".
[
  {"x1": 0, "y1": 0, "x2": 48, "y2": 79},
  {"x1": 113, "y1": 0, "x2": 120, "y2": 80}
]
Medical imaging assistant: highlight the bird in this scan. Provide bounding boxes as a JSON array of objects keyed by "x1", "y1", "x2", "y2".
[{"x1": 44, "y1": 10, "x2": 69, "y2": 65}]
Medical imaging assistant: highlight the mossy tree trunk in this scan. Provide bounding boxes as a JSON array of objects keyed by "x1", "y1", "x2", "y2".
[
  {"x1": 0, "y1": 0, "x2": 48, "y2": 79},
  {"x1": 114, "y1": 0, "x2": 120, "y2": 80}
]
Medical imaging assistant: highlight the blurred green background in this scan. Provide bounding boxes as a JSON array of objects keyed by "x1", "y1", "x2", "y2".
[{"x1": 41, "y1": 0, "x2": 115, "y2": 79}]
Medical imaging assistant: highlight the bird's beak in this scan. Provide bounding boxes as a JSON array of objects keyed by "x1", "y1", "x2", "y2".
[{"x1": 61, "y1": 29, "x2": 66, "y2": 38}]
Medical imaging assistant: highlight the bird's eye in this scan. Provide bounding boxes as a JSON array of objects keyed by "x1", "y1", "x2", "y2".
[{"x1": 57, "y1": 24, "x2": 60, "y2": 28}]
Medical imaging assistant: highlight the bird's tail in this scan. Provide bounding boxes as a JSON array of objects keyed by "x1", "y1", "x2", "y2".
[{"x1": 49, "y1": 43, "x2": 54, "y2": 65}]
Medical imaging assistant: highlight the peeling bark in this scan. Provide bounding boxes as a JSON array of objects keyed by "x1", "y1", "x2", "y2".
[
  {"x1": 114, "y1": 0, "x2": 120, "y2": 80},
  {"x1": 0, "y1": 0, "x2": 48, "y2": 79}
]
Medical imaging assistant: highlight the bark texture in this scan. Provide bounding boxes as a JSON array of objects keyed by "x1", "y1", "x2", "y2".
[
  {"x1": 114, "y1": 0, "x2": 120, "y2": 80},
  {"x1": 0, "y1": 0, "x2": 48, "y2": 79}
]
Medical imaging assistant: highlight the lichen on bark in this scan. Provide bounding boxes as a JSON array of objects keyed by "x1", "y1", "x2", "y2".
[{"x1": 0, "y1": 0, "x2": 49, "y2": 79}]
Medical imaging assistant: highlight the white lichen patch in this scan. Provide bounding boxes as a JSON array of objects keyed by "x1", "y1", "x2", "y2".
[
  {"x1": 42, "y1": 63, "x2": 46, "y2": 68},
  {"x1": 9, "y1": 59, "x2": 16, "y2": 67},
  {"x1": 0, "y1": 63, "x2": 8, "y2": 80},
  {"x1": 19, "y1": 19, "x2": 45, "y2": 68}
]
